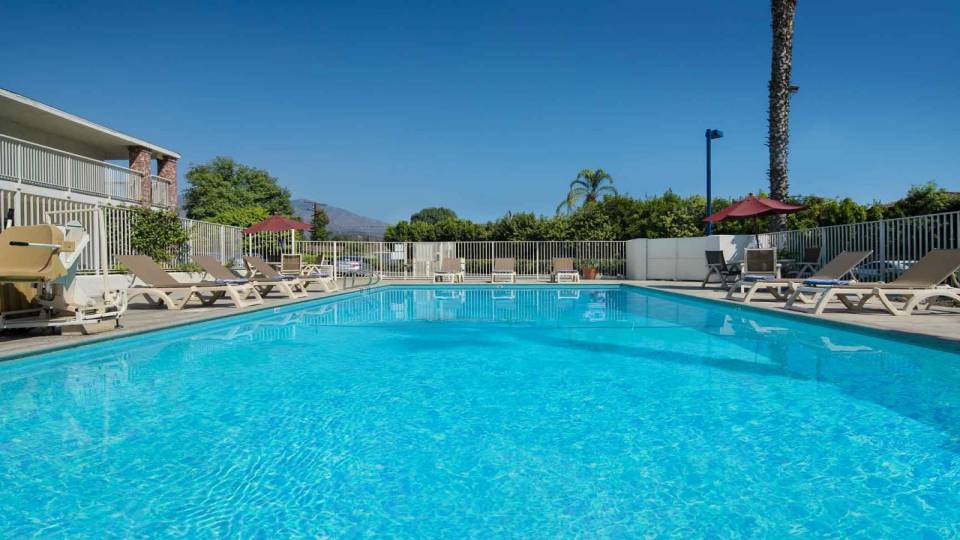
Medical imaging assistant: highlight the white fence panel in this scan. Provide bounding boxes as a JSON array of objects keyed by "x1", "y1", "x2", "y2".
[
  {"x1": 759, "y1": 210, "x2": 960, "y2": 281},
  {"x1": 295, "y1": 240, "x2": 627, "y2": 281}
]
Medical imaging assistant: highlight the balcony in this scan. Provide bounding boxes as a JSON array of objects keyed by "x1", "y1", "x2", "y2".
[
  {"x1": 150, "y1": 175, "x2": 172, "y2": 208},
  {"x1": 0, "y1": 133, "x2": 176, "y2": 207}
]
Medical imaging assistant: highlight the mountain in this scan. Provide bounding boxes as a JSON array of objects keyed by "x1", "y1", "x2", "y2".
[{"x1": 292, "y1": 199, "x2": 387, "y2": 240}]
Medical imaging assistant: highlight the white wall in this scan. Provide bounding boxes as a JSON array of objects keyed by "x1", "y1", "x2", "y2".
[
  {"x1": 75, "y1": 272, "x2": 205, "y2": 297},
  {"x1": 625, "y1": 234, "x2": 756, "y2": 281}
]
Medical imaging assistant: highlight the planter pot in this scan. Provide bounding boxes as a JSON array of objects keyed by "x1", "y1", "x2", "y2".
[{"x1": 581, "y1": 267, "x2": 598, "y2": 280}]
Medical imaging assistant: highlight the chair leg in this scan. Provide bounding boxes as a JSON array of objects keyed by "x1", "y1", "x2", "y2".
[
  {"x1": 877, "y1": 291, "x2": 914, "y2": 316},
  {"x1": 784, "y1": 288, "x2": 803, "y2": 309},
  {"x1": 702, "y1": 268, "x2": 716, "y2": 288},
  {"x1": 813, "y1": 290, "x2": 838, "y2": 315}
]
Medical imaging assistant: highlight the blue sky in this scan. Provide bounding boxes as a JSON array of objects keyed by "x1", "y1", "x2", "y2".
[{"x1": 2, "y1": 1, "x2": 957, "y2": 222}]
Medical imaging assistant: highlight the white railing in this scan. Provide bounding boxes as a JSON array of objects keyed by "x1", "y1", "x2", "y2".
[
  {"x1": 102, "y1": 206, "x2": 245, "y2": 271},
  {"x1": 3, "y1": 181, "x2": 955, "y2": 283},
  {"x1": 0, "y1": 187, "x2": 244, "y2": 273},
  {"x1": 150, "y1": 175, "x2": 171, "y2": 208},
  {"x1": 758, "y1": 210, "x2": 960, "y2": 281},
  {"x1": 0, "y1": 133, "x2": 145, "y2": 204},
  {"x1": 292, "y1": 240, "x2": 627, "y2": 280}
]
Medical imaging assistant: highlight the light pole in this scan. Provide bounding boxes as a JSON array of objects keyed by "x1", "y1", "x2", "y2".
[{"x1": 705, "y1": 129, "x2": 724, "y2": 235}]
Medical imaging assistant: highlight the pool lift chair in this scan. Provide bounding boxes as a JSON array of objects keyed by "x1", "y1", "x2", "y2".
[{"x1": 0, "y1": 210, "x2": 126, "y2": 335}]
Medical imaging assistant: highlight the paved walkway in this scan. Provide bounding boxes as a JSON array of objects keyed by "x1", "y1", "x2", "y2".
[{"x1": 1, "y1": 279, "x2": 957, "y2": 360}]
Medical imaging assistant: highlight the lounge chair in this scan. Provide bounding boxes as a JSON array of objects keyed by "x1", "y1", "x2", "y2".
[
  {"x1": 118, "y1": 255, "x2": 262, "y2": 310},
  {"x1": 785, "y1": 249, "x2": 960, "y2": 316},
  {"x1": 491, "y1": 258, "x2": 516, "y2": 283},
  {"x1": 789, "y1": 246, "x2": 822, "y2": 278},
  {"x1": 551, "y1": 258, "x2": 580, "y2": 283},
  {"x1": 280, "y1": 254, "x2": 338, "y2": 291},
  {"x1": 241, "y1": 256, "x2": 311, "y2": 298},
  {"x1": 0, "y1": 223, "x2": 126, "y2": 334},
  {"x1": 194, "y1": 255, "x2": 315, "y2": 299},
  {"x1": 727, "y1": 250, "x2": 872, "y2": 304},
  {"x1": 434, "y1": 258, "x2": 464, "y2": 283},
  {"x1": 725, "y1": 249, "x2": 779, "y2": 296},
  {"x1": 702, "y1": 251, "x2": 741, "y2": 288}
]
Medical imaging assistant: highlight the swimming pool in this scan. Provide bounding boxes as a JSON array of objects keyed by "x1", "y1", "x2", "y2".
[{"x1": 1, "y1": 285, "x2": 958, "y2": 537}]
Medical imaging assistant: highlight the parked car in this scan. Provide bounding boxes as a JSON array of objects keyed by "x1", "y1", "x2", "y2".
[
  {"x1": 854, "y1": 260, "x2": 914, "y2": 282},
  {"x1": 336, "y1": 256, "x2": 367, "y2": 274}
]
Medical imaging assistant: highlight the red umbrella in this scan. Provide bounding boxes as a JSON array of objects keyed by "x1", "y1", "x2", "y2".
[
  {"x1": 242, "y1": 215, "x2": 311, "y2": 234},
  {"x1": 703, "y1": 194, "x2": 805, "y2": 240}
]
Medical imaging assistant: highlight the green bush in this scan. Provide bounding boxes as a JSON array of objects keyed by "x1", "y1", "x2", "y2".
[{"x1": 130, "y1": 208, "x2": 189, "y2": 263}]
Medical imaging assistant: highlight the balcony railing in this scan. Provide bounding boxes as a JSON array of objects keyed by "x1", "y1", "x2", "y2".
[
  {"x1": 0, "y1": 133, "x2": 144, "y2": 204},
  {"x1": 150, "y1": 175, "x2": 171, "y2": 208}
]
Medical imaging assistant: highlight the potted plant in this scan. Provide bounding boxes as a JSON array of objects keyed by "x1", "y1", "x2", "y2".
[{"x1": 580, "y1": 260, "x2": 599, "y2": 280}]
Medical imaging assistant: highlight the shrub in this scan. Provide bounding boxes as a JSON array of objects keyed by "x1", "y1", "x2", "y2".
[{"x1": 130, "y1": 208, "x2": 189, "y2": 263}]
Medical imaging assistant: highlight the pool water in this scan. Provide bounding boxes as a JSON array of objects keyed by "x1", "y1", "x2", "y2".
[{"x1": 1, "y1": 285, "x2": 959, "y2": 537}]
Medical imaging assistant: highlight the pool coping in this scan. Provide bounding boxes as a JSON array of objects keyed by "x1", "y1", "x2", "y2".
[
  {"x1": 0, "y1": 282, "x2": 392, "y2": 363},
  {"x1": 622, "y1": 283, "x2": 960, "y2": 352},
  {"x1": 1, "y1": 281, "x2": 957, "y2": 362}
]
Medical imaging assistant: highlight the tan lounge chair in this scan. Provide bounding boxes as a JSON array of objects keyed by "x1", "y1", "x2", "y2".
[
  {"x1": 242, "y1": 256, "x2": 310, "y2": 298},
  {"x1": 280, "y1": 253, "x2": 337, "y2": 292},
  {"x1": 194, "y1": 255, "x2": 312, "y2": 299},
  {"x1": 118, "y1": 255, "x2": 262, "y2": 310},
  {"x1": 785, "y1": 249, "x2": 960, "y2": 316},
  {"x1": 551, "y1": 258, "x2": 580, "y2": 283},
  {"x1": 727, "y1": 250, "x2": 872, "y2": 303},
  {"x1": 491, "y1": 258, "x2": 516, "y2": 283},
  {"x1": 434, "y1": 258, "x2": 464, "y2": 283}
]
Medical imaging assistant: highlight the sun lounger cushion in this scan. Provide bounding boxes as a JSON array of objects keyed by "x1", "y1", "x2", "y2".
[
  {"x1": 743, "y1": 275, "x2": 774, "y2": 282},
  {"x1": 215, "y1": 278, "x2": 249, "y2": 285},
  {"x1": 803, "y1": 278, "x2": 850, "y2": 286}
]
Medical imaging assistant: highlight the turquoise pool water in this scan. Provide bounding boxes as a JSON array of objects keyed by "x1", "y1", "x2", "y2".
[{"x1": 1, "y1": 285, "x2": 959, "y2": 537}]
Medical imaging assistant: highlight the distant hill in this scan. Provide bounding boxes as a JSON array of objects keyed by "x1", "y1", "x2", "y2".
[
  {"x1": 178, "y1": 198, "x2": 388, "y2": 239},
  {"x1": 292, "y1": 199, "x2": 387, "y2": 240}
]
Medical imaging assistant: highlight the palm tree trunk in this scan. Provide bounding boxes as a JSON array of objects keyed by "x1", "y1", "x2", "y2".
[{"x1": 767, "y1": 0, "x2": 798, "y2": 232}]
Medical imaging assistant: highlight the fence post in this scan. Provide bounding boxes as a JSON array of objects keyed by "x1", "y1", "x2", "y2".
[
  {"x1": 878, "y1": 219, "x2": 887, "y2": 281},
  {"x1": 219, "y1": 226, "x2": 226, "y2": 262},
  {"x1": 333, "y1": 241, "x2": 338, "y2": 283}
]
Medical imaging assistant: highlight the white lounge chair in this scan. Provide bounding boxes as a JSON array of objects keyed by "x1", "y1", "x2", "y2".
[
  {"x1": 726, "y1": 249, "x2": 780, "y2": 299},
  {"x1": 551, "y1": 258, "x2": 580, "y2": 283},
  {"x1": 434, "y1": 258, "x2": 464, "y2": 283},
  {"x1": 727, "y1": 250, "x2": 872, "y2": 303},
  {"x1": 491, "y1": 258, "x2": 516, "y2": 283},
  {"x1": 785, "y1": 249, "x2": 960, "y2": 316},
  {"x1": 119, "y1": 255, "x2": 262, "y2": 310},
  {"x1": 280, "y1": 253, "x2": 338, "y2": 291}
]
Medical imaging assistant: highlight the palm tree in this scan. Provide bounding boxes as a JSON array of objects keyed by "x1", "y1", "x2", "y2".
[
  {"x1": 767, "y1": 0, "x2": 798, "y2": 232},
  {"x1": 556, "y1": 168, "x2": 617, "y2": 214}
]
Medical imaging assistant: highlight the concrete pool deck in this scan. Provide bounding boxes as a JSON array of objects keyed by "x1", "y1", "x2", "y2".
[{"x1": 0, "y1": 279, "x2": 957, "y2": 360}]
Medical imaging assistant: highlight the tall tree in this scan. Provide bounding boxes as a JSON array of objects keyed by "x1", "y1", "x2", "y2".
[
  {"x1": 767, "y1": 0, "x2": 799, "y2": 231},
  {"x1": 410, "y1": 207, "x2": 457, "y2": 224},
  {"x1": 310, "y1": 203, "x2": 330, "y2": 240},
  {"x1": 183, "y1": 157, "x2": 293, "y2": 220},
  {"x1": 557, "y1": 168, "x2": 617, "y2": 214}
]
